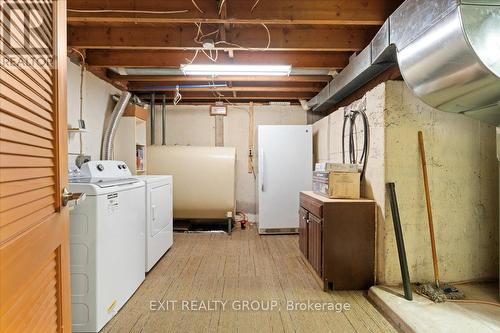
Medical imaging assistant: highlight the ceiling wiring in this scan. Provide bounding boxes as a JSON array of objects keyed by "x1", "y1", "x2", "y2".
[
  {"x1": 185, "y1": 49, "x2": 200, "y2": 64},
  {"x1": 70, "y1": 48, "x2": 86, "y2": 155},
  {"x1": 250, "y1": 0, "x2": 261, "y2": 12},
  {"x1": 67, "y1": 9, "x2": 189, "y2": 14},
  {"x1": 191, "y1": 0, "x2": 205, "y2": 13},
  {"x1": 218, "y1": 0, "x2": 227, "y2": 15}
]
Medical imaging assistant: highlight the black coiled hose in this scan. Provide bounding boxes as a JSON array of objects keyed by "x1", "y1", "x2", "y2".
[{"x1": 342, "y1": 108, "x2": 370, "y2": 180}]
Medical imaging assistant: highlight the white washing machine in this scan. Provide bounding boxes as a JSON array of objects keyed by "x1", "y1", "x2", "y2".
[
  {"x1": 135, "y1": 175, "x2": 173, "y2": 272},
  {"x1": 69, "y1": 161, "x2": 145, "y2": 332}
]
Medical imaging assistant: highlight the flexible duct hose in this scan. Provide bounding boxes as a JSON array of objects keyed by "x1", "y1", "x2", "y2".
[{"x1": 101, "y1": 92, "x2": 132, "y2": 160}]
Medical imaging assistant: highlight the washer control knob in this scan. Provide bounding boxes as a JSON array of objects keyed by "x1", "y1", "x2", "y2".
[
  {"x1": 97, "y1": 164, "x2": 104, "y2": 171},
  {"x1": 122, "y1": 164, "x2": 127, "y2": 169}
]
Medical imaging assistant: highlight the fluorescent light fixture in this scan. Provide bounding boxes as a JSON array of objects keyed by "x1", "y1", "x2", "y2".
[{"x1": 181, "y1": 64, "x2": 291, "y2": 76}]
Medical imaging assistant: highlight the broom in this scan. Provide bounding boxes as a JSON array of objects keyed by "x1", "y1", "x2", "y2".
[{"x1": 415, "y1": 131, "x2": 464, "y2": 302}]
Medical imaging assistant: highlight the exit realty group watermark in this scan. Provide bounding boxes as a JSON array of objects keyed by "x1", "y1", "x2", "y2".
[{"x1": 150, "y1": 299, "x2": 352, "y2": 313}]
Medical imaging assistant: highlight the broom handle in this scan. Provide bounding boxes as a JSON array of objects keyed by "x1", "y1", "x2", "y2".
[{"x1": 418, "y1": 131, "x2": 440, "y2": 288}]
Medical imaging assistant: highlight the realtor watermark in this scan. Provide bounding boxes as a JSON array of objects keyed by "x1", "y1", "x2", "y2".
[
  {"x1": 149, "y1": 299, "x2": 351, "y2": 313},
  {"x1": 0, "y1": 0, "x2": 55, "y2": 68}
]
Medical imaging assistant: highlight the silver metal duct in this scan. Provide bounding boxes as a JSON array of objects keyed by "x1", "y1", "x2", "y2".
[
  {"x1": 308, "y1": 0, "x2": 500, "y2": 126},
  {"x1": 101, "y1": 92, "x2": 132, "y2": 160}
]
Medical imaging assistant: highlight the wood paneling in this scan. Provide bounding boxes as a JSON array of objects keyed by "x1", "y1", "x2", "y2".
[{"x1": 0, "y1": 0, "x2": 71, "y2": 331}]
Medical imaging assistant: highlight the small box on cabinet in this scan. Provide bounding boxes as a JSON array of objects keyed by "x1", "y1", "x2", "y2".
[{"x1": 313, "y1": 171, "x2": 360, "y2": 199}]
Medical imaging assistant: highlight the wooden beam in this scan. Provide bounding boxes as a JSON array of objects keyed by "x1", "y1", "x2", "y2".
[
  {"x1": 137, "y1": 91, "x2": 315, "y2": 99},
  {"x1": 137, "y1": 95, "x2": 310, "y2": 101},
  {"x1": 86, "y1": 66, "x2": 127, "y2": 91},
  {"x1": 67, "y1": 0, "x2": 402, "y2": 26},
  {"x1": 130, "y1": 85, "x2": 321, "y2": 93},
  {"x1": 109, "y1": 74, "x2": 333, "y2": 83},
  {"x1": 67, "y1": 24, "x2": 375, "y2": 52},
  {"x1": 85, "y1": 50, "x2": 350, "y2": 68}
]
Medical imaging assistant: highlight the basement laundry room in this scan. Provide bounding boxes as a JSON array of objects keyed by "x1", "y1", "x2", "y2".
[{"x1": 0, "y1": 1, "x2": 499, "y2": 333}]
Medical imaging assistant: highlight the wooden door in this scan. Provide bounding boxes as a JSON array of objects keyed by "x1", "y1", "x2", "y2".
[
  {"x1": 307, "y1": 214, "x2": 323, "y2": 277},
  {"x1": 298, "y1": 207, "x2": 308, "y2": 257},
  {"x1": 0, "y1": 1, "x2": 70, "y2": 332}
]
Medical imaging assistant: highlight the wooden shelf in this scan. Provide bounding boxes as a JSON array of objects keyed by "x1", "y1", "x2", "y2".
[
  {"x1": 123, "y1": 104, "x2": 148, "y2": 121},
  {"x1": 68, "y1": 128, "x2": 88, "y2": 133},
  {"x1": 115, "y1": 113, "x2": 147, "y2": 175}
]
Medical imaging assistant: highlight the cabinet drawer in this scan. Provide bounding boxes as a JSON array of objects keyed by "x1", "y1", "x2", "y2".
[{"x1": 300, "y1": 193, "x2": 323, "y2": 218}]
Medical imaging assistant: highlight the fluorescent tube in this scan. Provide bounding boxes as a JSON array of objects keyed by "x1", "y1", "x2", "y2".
[{"x1": 181, "y1": 64, "x2": 291, "y2": 76}]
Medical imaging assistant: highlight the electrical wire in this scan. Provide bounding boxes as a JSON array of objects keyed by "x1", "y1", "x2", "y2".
[
  {"x1": 67, "y1": 9, "x2": 189, "y2": 14},
  {"x1": 218, "y1": 0, "x2": 227, "y2": 15},
  {"x1": 342, "y1": 107, "x2": 369, "y2": 180},
  {"x1": 70, "y1": 48, "x2": 86, "y2": 155},
  {"x1": 251, "y1": 0, "x2": 261, "y2": 12},
  {"x1": 192, "y1": 21, "x2": 271, "y2": 53},
  {"x1": 185, "y1": 49, "x2": 200, "y2": 64},
  {"x1": 191, "y1": 0, "x2": 205, "y2": 14}
]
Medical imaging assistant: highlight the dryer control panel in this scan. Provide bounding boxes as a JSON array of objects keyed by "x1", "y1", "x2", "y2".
[{"x1": 79, "y1": 160, "x2": 132, "y2": 178}]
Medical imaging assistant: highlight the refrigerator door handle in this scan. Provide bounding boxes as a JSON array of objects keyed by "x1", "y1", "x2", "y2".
[{"x1": 260, "y1": 149, "x2": 265, "y2": 192}]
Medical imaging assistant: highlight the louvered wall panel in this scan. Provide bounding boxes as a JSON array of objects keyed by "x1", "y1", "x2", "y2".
[
  {"x1": 1, "y1": 250, "x2": 59, "y2": 332},
  {"x1": 0, "y1": 0, "x2": 56, "y2": 243},
  {"x1": 0, "y1": 1, "x2": 68, "y2": 332}
]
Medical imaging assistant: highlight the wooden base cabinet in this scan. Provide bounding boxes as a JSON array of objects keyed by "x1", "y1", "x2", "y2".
[{"x1": 299, "y1": 191, "x2": 376, "y2": 291}]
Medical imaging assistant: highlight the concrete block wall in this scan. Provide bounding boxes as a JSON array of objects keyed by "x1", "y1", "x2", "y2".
[{"x1": 313, "y1": 81, "x2": 499, "y2": 285}]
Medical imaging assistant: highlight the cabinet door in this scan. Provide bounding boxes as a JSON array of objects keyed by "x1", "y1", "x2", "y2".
[
  {"x1": 308, "y1": 214, "x2": 323, "y2": 276},
  {"x1": 298, "y1": 208, "x2": 308, "y2": 257}
]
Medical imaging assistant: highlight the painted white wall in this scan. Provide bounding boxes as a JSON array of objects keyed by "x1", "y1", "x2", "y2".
[
  {"x1": 67, "y1": 59, "x2": 120, "y2": 169},
  {"x1": 149, "y1": 104, "x2": 307, "y2": 214},
  {"x1": 313, "y1": 81, "x2": 499, "y2": 284}
]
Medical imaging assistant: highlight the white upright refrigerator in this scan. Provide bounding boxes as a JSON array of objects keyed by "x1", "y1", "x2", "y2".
[{"x1": 256, "y1": 125, "x2": 313, "y2": 234}]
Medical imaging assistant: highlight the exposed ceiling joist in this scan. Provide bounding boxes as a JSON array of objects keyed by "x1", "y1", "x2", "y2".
[
  {"x1": 129, "y1": 85, "x2": 321, "y2": 93},
  {"x1": 136, "y1": 95, "x2": 311, "y2": 101},
  {"x1": 109, "y1": 74, "x2": 332, "y2": 83},
  {"x1": 67, "y1": 0, "x2": 400, "y2": 26},
  {"x1": 67, "y1": 25, "x2": 375, "y2": 52},
  {"x1": 68, "y1": 0, "x2": 404, "y2": 106},
  {"x1": 85, "y1": 50, "x2": 350, "y2": 68}
]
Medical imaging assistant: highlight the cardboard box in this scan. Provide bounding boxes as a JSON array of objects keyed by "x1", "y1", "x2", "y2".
[
  {"x1": 313, "y1": 171, "x2": 360, "y2": 199},
  {"x1": 314, "y1": 162, "x2": 358, "y2": 173}
]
